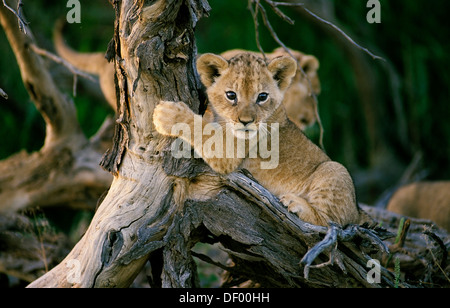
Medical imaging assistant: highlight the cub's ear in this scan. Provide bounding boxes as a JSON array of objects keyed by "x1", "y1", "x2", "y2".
[
  {"x1": 196, "y1": 53, "x2": 229, "y2": 87},
  {"x1": 299, "y1": 55, "x2": 319, "y2": 75},
  {"x1": 268, "y1": 56, "x2": 297, "y2": 91},
  {"x1": 299, "y1": 55, "x2": 321, "y2": 94}
]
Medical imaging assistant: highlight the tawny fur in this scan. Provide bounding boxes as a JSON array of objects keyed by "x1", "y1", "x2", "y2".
[
  {"x1": 153, "y1": 52, "x2": 369, "y2": 227},
  {"x1": 387, "y1": 181, "x2": 450, "y2": 232}
]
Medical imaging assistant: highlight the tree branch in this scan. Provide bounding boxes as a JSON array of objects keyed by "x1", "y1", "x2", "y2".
[
  {"x1": 300, "y1": 5, "x2": 384, "y2": 61},
  {"x1": 29, "y1": 44, "x2": 97, "y2": 97},
  {"x1": 248, "y1": 0, "x2": 326, "y2": 149},
  {"x1": 0, "y1": 1, "x2": 112, "y2": 214},
  {"x1": 260, "y1": 0, "x2": 385, "y2": 61},
  {"x1": 248, "y1": 0, "x2": 266, "y2": 60},
  {"x1": 0, "y1": 87, "x2": 7, "y2": 99},
  {"x1": 0, "y1": 1, "x2": 82, "y2": 148},
  {"x1": 2, "y1": 0, "x2": 28, "y2": 34}
]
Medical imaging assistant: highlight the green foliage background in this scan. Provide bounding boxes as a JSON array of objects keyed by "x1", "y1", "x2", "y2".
[{"x1": 1, "y1": 0, "x2": 449, "y2": 205}]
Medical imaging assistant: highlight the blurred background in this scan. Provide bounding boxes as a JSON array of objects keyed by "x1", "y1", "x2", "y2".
[{"x1": 0, "y1": 0, "x2": 449, "y2": 286}]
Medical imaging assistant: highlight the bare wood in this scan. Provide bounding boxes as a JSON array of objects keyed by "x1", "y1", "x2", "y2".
[
  {"x1": 1, "y1": 0, "x2": 28, "y2": 34},
  {"x1": 0, "y1": 1, "x2": 113, "y2": 214},
  {"x1": 0, "y1": 140, "x2": 112, "y2": 213}
]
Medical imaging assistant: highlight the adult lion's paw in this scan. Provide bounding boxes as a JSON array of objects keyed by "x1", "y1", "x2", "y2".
[{"x1": 153, "y1": 101, "x2": 193, "y2": 136}]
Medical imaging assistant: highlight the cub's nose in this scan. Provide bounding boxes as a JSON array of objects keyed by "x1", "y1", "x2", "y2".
[{"x1": 238, "y1": 117, "x2": 255, "y2": 126}]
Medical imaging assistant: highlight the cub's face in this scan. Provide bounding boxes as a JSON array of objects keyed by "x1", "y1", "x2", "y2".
[
  {"x1": 197, "y1": 53, "x2": 296, "y2": 139},
  {"x1": 221, "y1": 48, "x2": 321, "y2": 131}
]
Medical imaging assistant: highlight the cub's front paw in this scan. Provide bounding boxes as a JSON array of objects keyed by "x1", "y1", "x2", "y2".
[
  {"x1": 280, "y1": 193, "x2": 312, "y2": 217},
  {"x1": 153, "y1": 101, "x2": 193, "y2": 136},
  {"x1": 280, "y1": 193, "x2": 324, "y2": 226}
]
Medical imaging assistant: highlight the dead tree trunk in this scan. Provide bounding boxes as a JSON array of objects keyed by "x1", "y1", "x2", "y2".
[
  {"x1": 0, "y1": 0, "x2": 445, "y2": 288},
  {"x1": 27, "y1": 0, "x2": 213, "y2": 288}
]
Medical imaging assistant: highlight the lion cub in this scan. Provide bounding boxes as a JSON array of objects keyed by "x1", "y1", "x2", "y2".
[
  {"x1": 153, "y1": 52, "x2": 364, "y2": 227},
  {"x1": 387, "y1": 181, "x2": 450, "y2": 231}
]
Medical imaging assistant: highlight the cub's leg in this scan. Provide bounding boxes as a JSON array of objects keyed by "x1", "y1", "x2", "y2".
[
  {"x1": 280, "y1": 193, "x2": 326, "y2": 225},
  {"x1": 153, "y1": 101, "x2": 244, "y2": 174},
  {"x1": 305, "y1": 161, "x2": 360, "y2": 226},
  {"x1": 281, "y1": 161, "x2": 360, "y2": 226}
]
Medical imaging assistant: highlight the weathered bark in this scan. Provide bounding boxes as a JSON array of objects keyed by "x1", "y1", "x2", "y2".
[
  {"x1": 0, "y1": 0, "x2": 447, "y2": 288},
  {"x1": 0, "y1": 119, "x2": 113, "y2": 212},
  {"x1": 363, "y1": 206, "x2": 450, "y2": 287},
  {"x1": 0, "y1": 2, "x2": 113, "y2": 213}
]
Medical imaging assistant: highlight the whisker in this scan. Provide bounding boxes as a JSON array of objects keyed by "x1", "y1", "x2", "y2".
[{"x1": 258, "y1": 122, "x2": 271, "y2": 138}]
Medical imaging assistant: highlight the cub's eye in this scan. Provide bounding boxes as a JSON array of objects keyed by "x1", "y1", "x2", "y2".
[
  {"x1": 256, "y1": 92, "x2": 269, "y2": 104},
  {"x1": 225, "y1": 91, "x2": 237, "y2": 103}
]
